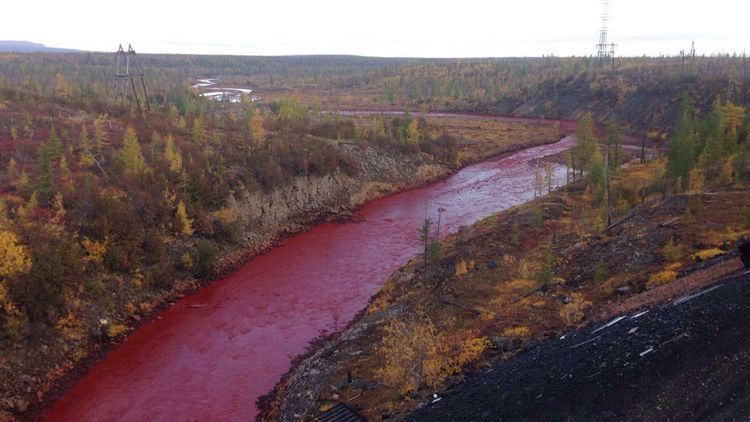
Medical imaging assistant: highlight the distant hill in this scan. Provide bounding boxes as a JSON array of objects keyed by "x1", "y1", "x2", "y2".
[{"x1": 0, "y1": 40, "x2": 82, "y2": 53}]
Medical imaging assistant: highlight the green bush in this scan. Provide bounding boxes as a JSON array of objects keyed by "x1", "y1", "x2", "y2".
[{"x1": 193, "y1": 240, "x2": 219, "y2": 279}]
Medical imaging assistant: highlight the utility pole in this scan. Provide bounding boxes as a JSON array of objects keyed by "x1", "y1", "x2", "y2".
[
  {"x1": 112, "y1": 44, "x2": 151, "y2": 113},
  {"x1": 679, "y1": 49, "x2": 686, "y2": 73},
  {"x1": 604, "y1": 140, "x2": 612, "y2": 227},
  {"x1": 743, "y1": 49, "x2": 748, "y2": 106}
]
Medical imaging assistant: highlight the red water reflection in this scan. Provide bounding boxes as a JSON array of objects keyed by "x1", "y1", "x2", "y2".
[{"x1": 45, "y1": 136, "x2": 573, "y2": 421}]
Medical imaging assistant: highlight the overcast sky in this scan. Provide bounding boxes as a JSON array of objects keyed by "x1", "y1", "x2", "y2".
[{"x1": 3, "y1": 0, "x2": 748, "y2": 57}]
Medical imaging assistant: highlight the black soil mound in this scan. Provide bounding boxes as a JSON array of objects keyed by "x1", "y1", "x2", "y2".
[{"x1": 407, "y1": 271, "x2": 750, "y2": 422}]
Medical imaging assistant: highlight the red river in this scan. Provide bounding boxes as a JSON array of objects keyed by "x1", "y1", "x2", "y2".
[{"x1": 45, "y1": 135, "x2": 574, "y2": 421}]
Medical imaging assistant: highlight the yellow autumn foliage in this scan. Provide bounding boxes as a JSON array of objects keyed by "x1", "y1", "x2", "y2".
[
  {"x1": 164, "y1": 135, "x2": 183, "y2": 172},
  {"x1": 55, "y1": 312, "x2": 85, "y2": 342},
  {"x1": 692, "y1": 248, "x2": 725, "y2": 261},
  {"x1": 0, "y1": 282, "x2": 19, "y2": 316},
  {"x1": 212, "y1": 207, "x2": 235, "y2": 226},
  {"x1": 454, "y1": 259, "x2": 468, "y2": 277},
  {"x1": 0, "y1": 230, "x2": 30, "y2": 325},
  {"x1": 367, "y1": 292, "x2": 390, "y2": 315},
  {"x1": 175, "y1": 200, "x2": 194, "y2": 236},
  {"x1": 455, "y1": 337, "x2": 491, "y2": 366},
  {"x1": 665, "y1": 262, "x2": 682, "y2": 271},
  {"x1": 376, "y1": 316, "x2": 456, "y2": 395},
  {"x1": 0, "y1": 230, "x2": 31, "y2": 278},
  {"x1": 503, "y1": 278, "x2": 537, "y2": 292},
  {"x1": 559, "y1": 293, "x2": 592, "y2": 326},
  {"x1": 647, "y1": 270, "x2": 678, "y2": 288},
  {"x1": 249, "y1": 107, "x2": 265, "y2": 149},
  {"x1": 106, "y1": 323, "x2": 128, "y2": 338},
  {"x1": 180, "y1": 252, "x2": 194, "y2": 269},
  {"x1": 661, "y1": 237, "x2": 686, "y2": 262},
  {"x1": 81, "y1": 236, "x2": 108, "y2": 266},
  {"x1": 502, "y1": 326, "x2": 531, "y2": 339},
  {"x1": 406, "y1": 119, "x2": 419, "y2": 144}
]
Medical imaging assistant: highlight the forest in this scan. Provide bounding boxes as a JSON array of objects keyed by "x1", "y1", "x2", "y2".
[{"x1": 0, "y1": 68, "x2": 468, "y2": 336}]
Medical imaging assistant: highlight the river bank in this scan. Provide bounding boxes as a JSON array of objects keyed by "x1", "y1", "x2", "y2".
[
  {"x1": 259, "y1": 158, "x2": 750, "y2": 420},
  {"x1": 21, "y1": 118, "x2": 565, "y2": 421},
  {"x1": 25, "y1": 145, "x2": 447, "y2": 422}
]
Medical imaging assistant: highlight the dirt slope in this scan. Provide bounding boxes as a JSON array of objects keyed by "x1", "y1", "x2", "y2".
[{"x1": 407, "y1": 270, "x2": 750, "y2": 421}]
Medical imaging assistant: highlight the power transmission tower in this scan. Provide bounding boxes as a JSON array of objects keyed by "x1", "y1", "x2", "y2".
[
  {"x1": 112, "y1": 44, "x2": 151, "y2": 113},
  {"x1": 681, "y1": 42, "x2": 697, "y2": 74},
  {"x1": 596, "y1": 0, "x2": 616, "y2": 69}
]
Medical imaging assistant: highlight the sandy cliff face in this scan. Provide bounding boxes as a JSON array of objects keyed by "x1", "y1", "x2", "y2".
[{"x1": 230, "y1": 144, "x2": 450, "y2": 248}]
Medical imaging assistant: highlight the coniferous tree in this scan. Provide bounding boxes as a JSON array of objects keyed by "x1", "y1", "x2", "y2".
[
  {"x1": 698, "y1": 104, "x2": 725, "y2": 178},
  {"x1": 174, "y1": 200, "x2": 194, "y2": 236},
  {"x1": 78, "y1": 126, "x2": 94, "y2": 167},
  {"x1": 604, "y1": 118, "x2": 622, "y2": 170},
  {"x1": 248, "y1": 107, "x2": 264, "y2": 150},
  {"x1": 54, "y1": 73, "x2": 70, "y2": 99},
  {"x1": 667, "y1": 94, "x2": 697, "y2": 190},
  {"x1": 36, "y1": 143, "x2": 53, "y2": 200},
  {"x1": 574, "y1": 112, "x2": 597, "y2": 177},
  {"x1": 164, "y1": 135, "x2": 182, "y2": 172},
  {"x1": 588, "y1": 148, "x2": 606, "y2": 205},
  {"x1": 407, "y1": 119, "x2": 420, "y2": 145},
  {"x1": 191, "y1": 116, "x2": 207, "y2": 144},
  {"x1": 5, "y1": 159, "x2": 16, "y2": 181},
  {"x1": 92, "y1": 114, "x2": 108, "y2": 157},
  {"x1": 59, "y1": 156, "x2": 69, "y2": 178},
  {"x1": 118, "y1": 126, "x2": 146, "y2": 176},
  {"x1": 46, "y1": 127, "x2": 61, "y2": 161},
  {"x1": 588, "y1": 148, "x2": 605, "y2": 188}
]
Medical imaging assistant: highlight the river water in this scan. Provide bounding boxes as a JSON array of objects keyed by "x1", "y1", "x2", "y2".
[{"x1": 45, "y1": 135, "x2": 574, "y2": 421}]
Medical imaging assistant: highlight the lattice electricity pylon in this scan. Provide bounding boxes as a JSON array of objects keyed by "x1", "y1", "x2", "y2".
[
  {"x1": 681, "y1": 41, "x2": 697, "y2": 74},
  {"x1": 112, "y1": 44, "x2": 151, "y2": 113},
  {"x1": 596, "y1": 0, "x2": 616, "y2": 69}
]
